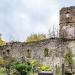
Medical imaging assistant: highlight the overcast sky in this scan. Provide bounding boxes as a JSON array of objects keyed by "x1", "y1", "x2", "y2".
[{"x1": 0, "y1": 0, "x2": 75, "y2": 42}]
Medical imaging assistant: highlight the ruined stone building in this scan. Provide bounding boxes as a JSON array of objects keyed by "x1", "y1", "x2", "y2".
[{"x1": 1, "y1": 6, "x2": 75, "y2": 67}]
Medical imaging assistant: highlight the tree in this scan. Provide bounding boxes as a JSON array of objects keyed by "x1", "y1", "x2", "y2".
[
  {"x1": 65, "y1": 48, "x2": 73, "y2": 72},
  {"x1": 26, "y1": 34, "x2": 47, "y2": 42}
]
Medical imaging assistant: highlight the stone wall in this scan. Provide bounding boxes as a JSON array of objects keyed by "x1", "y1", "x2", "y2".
[
  {"x1": 1, "y1": 38, "x2": 75, "y2": 68},
  {"x1": 0, "y1": 38, "x2": 61, "y2": 66},
  {"x1": 0, "y1": 6, "x2": 75, "y2": 69}
]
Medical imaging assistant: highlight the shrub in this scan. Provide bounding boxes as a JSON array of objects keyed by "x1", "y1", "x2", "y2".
[
  {"x1": 65, "y1": 48, "x2": 73, "y2": 71},
  {"x1": 0, "y1": 57, "x2": 5, "y2": 65},
  {"x1": 30, "y1": 59, "x2": 40, "y2": 73},
  {"x1": 15, "y1": 62, "x2": 32, "y2": 75},
  {"x1": 39, "y1": 65, "x2": 52, "y2": 71},
  {"x1": 31, "y1": 60, "x2": 38, "y2": 67}
]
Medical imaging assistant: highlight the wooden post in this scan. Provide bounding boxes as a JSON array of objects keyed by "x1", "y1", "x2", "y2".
[{"x1": 62, "y1": 63, "x2": 65, "y2": 75}]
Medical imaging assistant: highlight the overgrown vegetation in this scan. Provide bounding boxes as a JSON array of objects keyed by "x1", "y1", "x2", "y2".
[
  {"x1": 65, "y1": 48, "x2": 73, "y2": 72},
  {"x1": 0, "y1": 57, "x2": 5, "y2": 65},
  {"x1": 38, "y1": 65, "x2": 52, "y2": 71},
  {"x1": 26, "y1": 34, "x2": 47, "y2": 42},
  {"x1": 15, "y1": 61, "x2": 32, "y2": 75},
  {"x1": 0, "y1": 57, "x2": 53, "y2": 75}
]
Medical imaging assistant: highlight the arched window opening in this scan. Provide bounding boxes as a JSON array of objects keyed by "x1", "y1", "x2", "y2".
[
  {"x1": 7, "y1": 49, "x2": 10, "y2": 54},
  {"x1": 44, "y1": 48, "x2": 49, "y2": 57},
  {"x1": 3, "y1": 51, "x2": 5, "y2": 55},
  {"x1": 27, "y1": 49, "x2": 31, "y2": 58}
]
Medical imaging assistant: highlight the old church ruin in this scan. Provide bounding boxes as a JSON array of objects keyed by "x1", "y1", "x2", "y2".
[{"x1": 1, "y1": 6, "x2": 75, "y2": 68}]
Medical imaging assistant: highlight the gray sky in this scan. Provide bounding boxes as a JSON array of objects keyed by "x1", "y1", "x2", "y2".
[{"x1": 0, "y1": 0, "x2": 75, "y2": 42}]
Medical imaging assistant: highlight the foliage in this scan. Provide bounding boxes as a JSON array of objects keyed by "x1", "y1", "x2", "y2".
[
  {"x1": 0, "y1": 36, "x2": 6, "y2": 46},
  {"x1": 0, "y1": 39, "x2": 5, "y2": 46},
  {"x1": 4, "y1": 57, "x2": 17, "y2": 75},
  {"x1": 0, "y1": 57, "x2": 5, "y2": 65},
  {"x1": 30, "y1": 59, "x2": 39, "y2": 73},
  {"x1": 65, "y1": 48, "x2": 73, "y2": 65},
  {"x1": 15, "y1": 62, "x2": 32, "y2": 75},
  {"x1": 26, "y1": 34, "x2": 47, "y2": 42},
  {"x1": 56, "y1": 66, "x2": 61, "y2": 75},
  {"x1": 30, "y1": 59, "x2": 39, "y2": 67},
  {"x1": 65, "y1": 48, "x2": 73, "y2": 72},
  {"x1": 39, "y1": 65, "x2": 52, "y2": 71}
]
